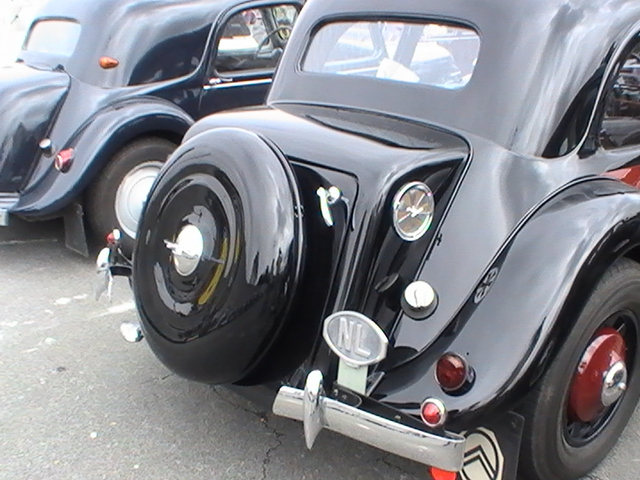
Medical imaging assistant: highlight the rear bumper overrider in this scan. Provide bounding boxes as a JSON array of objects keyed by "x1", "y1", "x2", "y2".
[
  {"x1": 0, "y1": 193, "x2": 19, "y2": 226},
  {"x1": 272, "y1": 370, "x2": 466, "y2": 472}
]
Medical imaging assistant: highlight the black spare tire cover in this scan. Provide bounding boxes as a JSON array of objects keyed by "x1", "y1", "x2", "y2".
[{"x1": 133, "y1": 128, "x2": 304, "y2": 384}]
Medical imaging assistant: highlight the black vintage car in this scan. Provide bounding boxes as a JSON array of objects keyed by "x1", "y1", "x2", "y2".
[
  {"x1": 0, "y1": 0, "x2": 301, "y2": 254},
  {"x1": 102, "y1": 0, "x2": 640, "y2": 479}
]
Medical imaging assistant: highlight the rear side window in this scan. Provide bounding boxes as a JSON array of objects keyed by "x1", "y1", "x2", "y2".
[
  {"x1": 600, "y1": 42, "x2": 640, "y2": 149},
  {"x1": 213, "y1": 4, "x2": 299, "y2": 76},
  {"x1": 25, "y1": 19, "x2": 81, "y2": 57},
  {"x1": 303, "y1": 21, "x2": 480, "y2": 90}
]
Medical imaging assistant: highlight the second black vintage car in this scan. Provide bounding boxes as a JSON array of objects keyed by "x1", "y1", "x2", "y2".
[
  {"x1": 101, "y1": 0, "x2": 640, "y2": 479},
  {"x1": 0, "y1": 0, "x2": 301, "y2": 254}
]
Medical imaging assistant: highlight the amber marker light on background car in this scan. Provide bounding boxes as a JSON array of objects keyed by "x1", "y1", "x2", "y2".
[{"x1": 99, "y1": 56, "x2": 119, "y2": 69}]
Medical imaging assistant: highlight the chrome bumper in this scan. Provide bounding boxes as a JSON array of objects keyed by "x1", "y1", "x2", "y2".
[
  {"x1": 0, "y1": 193, "x2": 19, "y2": 226},
  {"x1": 272, "y1": 370, "x2": 466, "y2": 472}
]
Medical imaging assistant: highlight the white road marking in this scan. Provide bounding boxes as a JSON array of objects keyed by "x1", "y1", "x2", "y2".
[
  {"x1": 95, "y1": 301, "x2": 136, "y2": 317},
  {"x1": 0, "y1": 238, "x2": 58, "y2": 246}
]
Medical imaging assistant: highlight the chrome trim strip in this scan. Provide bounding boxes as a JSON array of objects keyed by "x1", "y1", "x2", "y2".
[
  {"x1": 273, "y1": 371, "x2": 466, "y2": 472},
  {"x1": 203, "y1": 78, "x2": 272, "y2": 91}
]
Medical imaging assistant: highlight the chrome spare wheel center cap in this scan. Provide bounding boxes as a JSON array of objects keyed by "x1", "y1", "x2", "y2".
[
  {"x1": 601, "y1": 360, "x2": 628, "y2": 407},
  {"x1": 165, "y1": 224, "x2": 204, "y2": 276}
]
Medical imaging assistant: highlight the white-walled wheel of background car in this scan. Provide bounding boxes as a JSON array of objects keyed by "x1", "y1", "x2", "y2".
[
  {"x1": 85, "y1": 137, "x2": 176, "y2": 255},
  {"x1": 517, "y1": 258, "x2": 640, "y2": 480}
]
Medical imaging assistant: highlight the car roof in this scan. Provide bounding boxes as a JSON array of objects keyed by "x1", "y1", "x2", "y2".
[
  {"x1": 270, "y1": 0, "x2": 640, "y2": 157},
  {"x1": 37, "y1": 0, "x2": 237, "y2": 23},
  {"x1": 25, "y1": 0, "x2": 302, "y2": 87}
]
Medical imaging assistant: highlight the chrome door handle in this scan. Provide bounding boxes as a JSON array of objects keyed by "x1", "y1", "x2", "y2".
[
  {"x1": 208, "y1": 76, "x2": 233, "y2": 85},
  {"x1": 317, "y1": 186, "x2": 342, "y2": 227}
]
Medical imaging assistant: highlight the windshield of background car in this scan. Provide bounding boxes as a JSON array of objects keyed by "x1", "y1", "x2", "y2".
[
  {"x1": 24, "y1": 19, "x2": 81, "y2": 57},
  {"x1": 302, "y1": 21, "x2": 480, "y2": 90}
]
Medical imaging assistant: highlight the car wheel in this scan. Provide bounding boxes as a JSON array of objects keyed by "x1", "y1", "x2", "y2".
[
  {"x1": 133, "y1": 128, "x2": 304, "y2": 385},
  {"x1": 518, "y1": 258, "x2": 640, "y2": 480},
  {"x1": 86, "y1": 138, "x2": 176, "y2": 254}
]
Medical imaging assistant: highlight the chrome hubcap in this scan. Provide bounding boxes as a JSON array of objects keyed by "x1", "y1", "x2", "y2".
[
  {"x1": 165, "y1": 224, "x2": 204, "y2": 276},
  {"x1": 115, "y1": 161, "x2": 163, "y2": 238},
  {"x1": 601, "y1": 360, "x2": 628, "y2": 407}
]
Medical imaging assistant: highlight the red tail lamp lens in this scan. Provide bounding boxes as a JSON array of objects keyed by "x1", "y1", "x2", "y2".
[
  {"x1": 429, "y1": 466, "x2": 458, "y2": 480},
  {"x1": 436, "y1": 353, "x2": 472, "y2": 392},
  {"x1": 106, "y1": 229, "x2": 121, "y2": 245},
  {"x1": 99, "y1": 56, "x2": 119, "y2": 69},
  {"x1": 54, "y1": 148, "x2": 75, "y2": 173},
  {"x1": 420, "y1": 398, "x2": 446, "y2": 428}
]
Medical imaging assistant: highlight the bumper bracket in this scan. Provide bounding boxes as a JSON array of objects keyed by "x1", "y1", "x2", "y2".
[{"x1": 272, "y1": 370, "x2": 466, "y2": 472}]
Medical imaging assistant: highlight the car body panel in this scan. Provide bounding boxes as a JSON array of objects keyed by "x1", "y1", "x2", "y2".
[
  {"x1": 0, "y1": 63, "x2": 69, "y2": 192},
  {"x1": 22, "y1": 0, "x2": 235, "y2": 87},
  {"x1": 376, "y1": 178, "x2": 640, "y2": 423},
  {"x1": 14, "y1": 96, "x2": 193, "y2": 215},
  {"x1": 181, "y1": 101, "x2": 640, "y2": 410}
]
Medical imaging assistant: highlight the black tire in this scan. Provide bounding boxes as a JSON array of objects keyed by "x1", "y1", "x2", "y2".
[
  {"x1": 85, "y1": 138, "x2": 176, "y2": 254},
  {"x1": 518, "y1": 258, "x2": 640, "y2": 480}
]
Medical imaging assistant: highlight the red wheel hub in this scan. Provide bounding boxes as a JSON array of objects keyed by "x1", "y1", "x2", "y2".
[{"x1": 568, "y1": 327, "x2": 627, "y2": 423}]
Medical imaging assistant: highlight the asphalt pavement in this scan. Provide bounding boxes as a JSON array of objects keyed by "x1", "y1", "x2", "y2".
[{"x1": 1, "y1": 219, "x2": 639, "y2": 480}]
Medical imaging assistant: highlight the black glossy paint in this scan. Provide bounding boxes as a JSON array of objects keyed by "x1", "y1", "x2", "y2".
[
  {"x1": 0, "y1": 64, "x2": 68, "y2": 192},
  {"x1": 133, "y1": 128, "x2": 304, "y2": 384},
  {"x1": 1, "y1": 0, "x2": 303, "y2": 222},
  {"x1": 132, "y1": 0, "x2": 640, "y2": 433}
]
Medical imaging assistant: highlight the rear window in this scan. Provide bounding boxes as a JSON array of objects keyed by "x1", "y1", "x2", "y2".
[
  {"x1": 303, "y1": 21, "x2": 480, "y2": 90},
  {"x1": 25, "y1": 19, "x2": 81, "y2": 57}
]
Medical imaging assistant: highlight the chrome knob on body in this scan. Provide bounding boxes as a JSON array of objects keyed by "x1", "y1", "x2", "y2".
[
  {"x1": 317, "y1": 186, "x2": 342, "y2": 227},
  {"x1": 402, "y1": 280, "x2": 438, "y2": 319}
]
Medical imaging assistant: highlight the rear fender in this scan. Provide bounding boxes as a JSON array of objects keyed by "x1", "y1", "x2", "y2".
[
  {"x1": 14, "y1": 98, "x2": 193, "y2": 216},
  {"x1": 376, "y1": 178, "x2": 640, "y2": 423}
]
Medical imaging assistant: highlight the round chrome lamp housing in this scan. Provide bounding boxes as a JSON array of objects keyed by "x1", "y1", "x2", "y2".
[{"x1": 392, "y1": 181, "x2": 435, "y2": 241}]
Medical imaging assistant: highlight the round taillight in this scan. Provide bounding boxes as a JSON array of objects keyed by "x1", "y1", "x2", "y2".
[
  {"x1": 106, "y1": 229, "x2": 121, "y2": 245},
  {"x1": 420, "y1": 398, "x2": 447, "y2": 428},
  {"x1": 54, "y1": 148, "x2": 75, "y2": 173},
  {"x1": 429, "y1": 466, "x2": 458, "y2": 480},
  {"x1": 436, "y1": 352, "x2": 473, "y2": 393}
]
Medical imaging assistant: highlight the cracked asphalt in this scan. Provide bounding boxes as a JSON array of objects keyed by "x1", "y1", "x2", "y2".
[{"x1": 1, "y1": 219, "x2": 640, "y2": 480}]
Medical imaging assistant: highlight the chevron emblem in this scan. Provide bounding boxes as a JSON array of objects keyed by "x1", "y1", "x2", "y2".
[{"x1": 460, "y1": 428, "x2": 504, "y2": 480}]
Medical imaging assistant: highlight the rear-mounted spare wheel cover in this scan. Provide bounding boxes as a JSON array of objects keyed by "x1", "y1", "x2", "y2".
[{"x1": 133, "y1": 128, "x2": 304, "y2": 384}]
